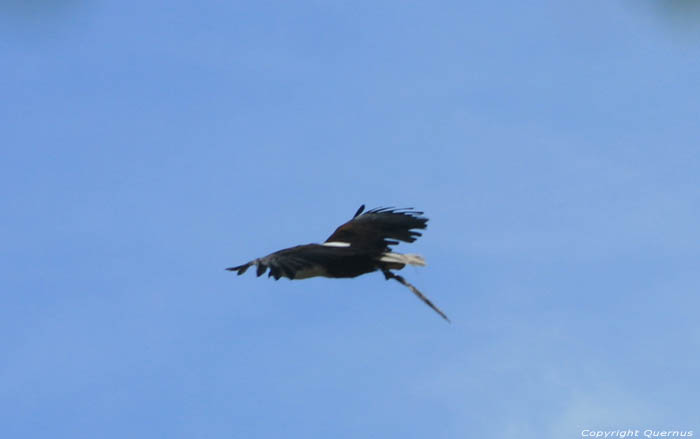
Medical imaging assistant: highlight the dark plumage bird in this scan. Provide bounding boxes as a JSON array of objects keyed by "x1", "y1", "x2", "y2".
[{"x1": 226, "y1": 205, "x2": 449, "y2": 322}]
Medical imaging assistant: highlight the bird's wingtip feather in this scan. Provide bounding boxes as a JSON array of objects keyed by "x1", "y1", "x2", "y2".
[{"x1": 353, "y1": 204, "x2": 366, "y2": 218}]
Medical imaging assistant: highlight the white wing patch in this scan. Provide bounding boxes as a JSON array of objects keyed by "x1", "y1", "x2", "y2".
[{"x1": 322, "y1": 242, "x2": 351, "y2": 248}]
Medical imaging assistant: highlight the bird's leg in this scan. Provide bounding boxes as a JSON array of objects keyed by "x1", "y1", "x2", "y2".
[{"x1": 381, "y1": 269, "x2": 450, "y2": 323}]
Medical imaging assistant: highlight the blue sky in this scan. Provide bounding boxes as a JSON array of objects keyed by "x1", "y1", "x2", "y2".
[{"x1": 2, "y1": 1, "x2": 700, "y2": 438}]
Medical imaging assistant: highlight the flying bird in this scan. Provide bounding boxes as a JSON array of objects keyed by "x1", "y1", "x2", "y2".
[{"x1": 226, "y1": 205, "x2": 449, "y2": 322}]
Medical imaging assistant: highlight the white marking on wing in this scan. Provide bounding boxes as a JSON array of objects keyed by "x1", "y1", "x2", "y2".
[{"x1": 322, "y1": 242, "x2": 351, "y2": 248}]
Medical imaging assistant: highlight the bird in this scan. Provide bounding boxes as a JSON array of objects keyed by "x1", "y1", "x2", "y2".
[{"x1": 226, "y1": 205, "x2": 449, "y2": 322}]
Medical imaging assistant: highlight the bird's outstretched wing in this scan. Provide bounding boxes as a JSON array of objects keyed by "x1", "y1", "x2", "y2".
[
  {"x1": 226, "y1": 244, "x2": 375, "y2": 280},
  {"x1": 325, "y1": 205, "x2": 428, "y2": 251},
  {"x1": 226, "y1": 245, "x2": 324, "y2": 280}
]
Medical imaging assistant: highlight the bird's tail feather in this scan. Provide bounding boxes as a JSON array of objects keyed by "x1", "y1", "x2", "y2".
[{"x1": 379, "y1": 252, "x2": 426, "y2": 267}]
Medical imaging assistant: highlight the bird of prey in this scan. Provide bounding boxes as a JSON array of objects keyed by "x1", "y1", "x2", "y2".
[{"x1": 226, "y1": 205, "x2": 449, "y2": 322}]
